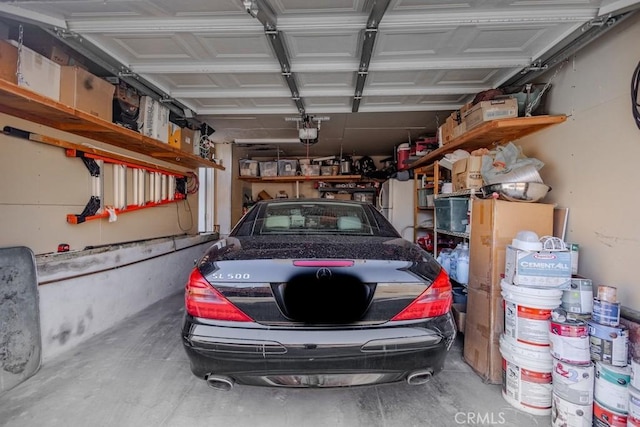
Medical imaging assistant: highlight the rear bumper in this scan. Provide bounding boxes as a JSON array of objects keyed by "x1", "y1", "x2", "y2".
[{"x1": 181, "y1": 313, "x2": 456, "y2": 387}]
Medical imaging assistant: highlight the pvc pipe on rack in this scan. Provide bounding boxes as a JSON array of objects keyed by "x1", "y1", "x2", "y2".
[
  {"x1": 138, "y1": 170, "x2": 146, "y2": 206},
  {"x1": 168, "y1": 176, "x2": 175, "y2": 201},
  {"x1": 133, "y1": 168, "x2": 139, "y2": 206},
  {"x1": 161, "y1": 174, "x2": 167, "y2": 201}
]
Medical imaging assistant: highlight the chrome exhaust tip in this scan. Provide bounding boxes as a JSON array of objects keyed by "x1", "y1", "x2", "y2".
[
  {"x1": 406, "y1": 370, "x2": 433, "y2": 385},
  {"x1": 205, "y1": 374, "x2": 234, "y2": 391}
]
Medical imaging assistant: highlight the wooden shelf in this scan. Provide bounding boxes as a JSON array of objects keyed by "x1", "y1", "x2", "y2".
[
  {"x1": 0, "y1": 79, "x2": 223, "y2": 170},
  {"x1": 238, "y1": 175, "x2": 375, "y2": 183},
  {"x1": 409, "y1": 115, "x2": 567, "y2": 169}
]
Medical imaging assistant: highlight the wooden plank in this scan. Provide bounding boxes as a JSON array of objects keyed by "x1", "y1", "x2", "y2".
[
  {"x1": 0, "y1": 79, "x2": 223, "y2": 171},
  {"x1": 409, "y1": 115, "x2": 567, "y2": 169}
]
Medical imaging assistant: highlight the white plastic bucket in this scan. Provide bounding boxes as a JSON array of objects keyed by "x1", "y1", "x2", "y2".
[
  {"x1": 551, "y1": 358, "x2": 594, "y2": 405},
  {"x1": 500, "y1": 334, "x2": 553, "y2": 416},
  {"x1": 502, "y1": 280, "x2": 563, "y2": 347},
  {"x1": 549, "y1": 318, "x2": 590, "y2": 365},
  {"x1": 594, "y1": 361, "x2": 630, "y2": 414},
  {"x1": 551, "y1": 392, "x2": 592, "y2": 427}
]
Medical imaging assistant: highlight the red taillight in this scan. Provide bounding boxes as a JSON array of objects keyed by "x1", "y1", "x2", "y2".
[
  {"x1": 391, "y1": 269, "x2": 452, "y2": 321},
  {"x1": 185, "y1": 269, "x2": 252, "y2": 322}
]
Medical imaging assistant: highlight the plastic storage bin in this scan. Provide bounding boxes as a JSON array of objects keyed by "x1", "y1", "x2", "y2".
[
  {"x1": 435, "y1": 197, "x2": 469, "y2": 232},
  {"x1": 239, "y1": 159, "x2": 259, "y2": 177},
  {"x1": 277, "y1": 159, "x2": 299, "y2": 176},
  {"x1": 418, "y1": 188, "x2": 434, "y2": 207},
  {"x1": 259, "y1": 161, "x2": 278, "y2": 177}
]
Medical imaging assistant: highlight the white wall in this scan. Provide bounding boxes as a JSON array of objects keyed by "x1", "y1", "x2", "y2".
[
  {"x1": 518, "y1": 12, "x2": 640, "y2": 309},
  {"x1": 0, "y1": 113, "x2": 199, "y2": 255},
  {"x1": 36, "y1": 234, "x2": 217, "y2": 362}
]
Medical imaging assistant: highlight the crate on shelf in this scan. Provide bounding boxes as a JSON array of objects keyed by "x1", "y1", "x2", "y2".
[
  {"x1": 277, "y1": 159, "x2": 299, "y2": 176},
  {"x1": 418, "y1": 187, "x2": 434, "y2": 208},
  {"x1": 435, "y1": 197, "x2": 469, "y2": 232},
  {"x1": 259, "y1": 161, "x2": 278, "y2": 177},
  {"x1": 239, "y1": 159, "x2": 259, "y2": 177}
]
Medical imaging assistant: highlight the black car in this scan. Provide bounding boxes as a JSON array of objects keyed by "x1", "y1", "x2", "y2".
[{"x1": 182, "y1": 199, "x2": 456, "y2": 390}]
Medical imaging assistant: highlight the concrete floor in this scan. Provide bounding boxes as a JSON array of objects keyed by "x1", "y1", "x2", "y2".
[{"x1": 0, "y1": 292, "x2": 550, "y2": 427}]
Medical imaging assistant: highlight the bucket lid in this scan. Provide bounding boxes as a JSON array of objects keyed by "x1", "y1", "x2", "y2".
[
  {"x1": 501, "y1": 279, "x2": 564, "y2": 299},
  {"x1": 500, "y1": 335, "x2": 553, "y2": 367},
  {"x1": 512, "y1": 230, "x2": 543, "y2": 251}
]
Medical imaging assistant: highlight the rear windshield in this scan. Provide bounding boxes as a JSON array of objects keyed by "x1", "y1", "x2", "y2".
[{"x1": 255, "y1": 201, "x2": 373, "y2": 235}]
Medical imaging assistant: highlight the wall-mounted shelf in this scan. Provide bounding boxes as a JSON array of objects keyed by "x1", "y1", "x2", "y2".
[
  {"x1": 238, "y1": 175, "x2": 376, "y2": 183},
  {"x1": 0, "y1": 79, "x2": 223, "y2": 170},
  {"x1": 317, "y1": 187, "x2": 377, "y2": 194},
  {"x1": 409, "y1": 115, "x2": 567, "y2": 170}
]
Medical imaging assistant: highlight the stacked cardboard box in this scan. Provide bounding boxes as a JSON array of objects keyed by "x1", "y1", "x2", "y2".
[{"x1": 463, "y1": 199, "x2": 553, "y2": 384}]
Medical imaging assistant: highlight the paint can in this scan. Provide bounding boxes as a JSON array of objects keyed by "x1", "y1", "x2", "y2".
[
  {"x1": 549, "y1": 313, "x2": 590, "y2": 365},
  {"x1": 594, "y1": 361, "x2": 630, "y2": 414},
  {"x1": 552, "y1": 359, "x2": 594, "y2": 404},
  {"x1": 501, "y1": 280, "x2": 563, "y2": 347},
  {"x1": 628, "y1": 385, "x2": 640, "y2": 426},
  {"x1": 551, "y1": 392, "x2": 592, "y2": 427},
  {"x1": 597, "y1": 285, "x2": 618, "y2": 303},
  {"x1": 593, "y1": 400, "x2": 628, "y2": 427},
  {"x1": 561, "y1": 278, "x2": 593, "y2": 314},
  {"x1": 631, "y1": 358, "x2": 640, "y2": 390},
  {"x1": 587, "y1": 320, "x2": 629, "y2": 367},
  {"x1": 499, "y1": 334, "x2": 553, "y2": 416},
  {"x1": 592, "y1": 299, "x2": 621, "y2": 327}
]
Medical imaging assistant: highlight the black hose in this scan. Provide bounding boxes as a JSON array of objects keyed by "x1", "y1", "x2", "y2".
[{"x1": 633, "y1": 59, "x2": 640, "y2": 130}]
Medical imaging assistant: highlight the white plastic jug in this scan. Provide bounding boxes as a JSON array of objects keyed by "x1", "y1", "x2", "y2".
[{"x1": 456, "y1": 242, "x2": 470, "y2": 285}]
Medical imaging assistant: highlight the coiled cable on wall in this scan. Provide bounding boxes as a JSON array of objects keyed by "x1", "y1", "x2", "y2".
[{"x1": 633, "y1": 59, "x2": 640, "y2": 130}]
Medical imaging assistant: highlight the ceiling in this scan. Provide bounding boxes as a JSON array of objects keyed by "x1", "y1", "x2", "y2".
[{"x1": 0, "y1": 0, "x2": 637, "y2": 158}]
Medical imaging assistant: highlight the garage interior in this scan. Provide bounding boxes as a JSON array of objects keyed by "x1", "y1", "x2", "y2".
[{"x1": 1, "y1": 1, "x2": 640, "y2": 426}]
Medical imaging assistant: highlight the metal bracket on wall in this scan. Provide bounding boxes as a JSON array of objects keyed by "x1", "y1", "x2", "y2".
[{"x1": 2, "y1": 126, "x2": 189, "y2": 224}]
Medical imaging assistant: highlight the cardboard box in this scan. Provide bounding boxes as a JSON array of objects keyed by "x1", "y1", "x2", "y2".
[
  {"x1": 468, "y1": 199, "x2": 553, "y2": 293},
  {"x1": 60, "y1": 66, "x2": 115, "y2": 120},
  {"x1": 452, "y1": 303, "x2": 467, "y2": 334},
  {"x1": 463, "y1": 286, "x2": 503, "y2": 383},
  {"x1": 504, "y1": 246, "x2": 571, "y2": 288},
  {"x1": 168, "y1": 122, "x2": 182, "y2": 148},
  {"x1": 138, "y1": 96, "x2": 170, "y2": 143},
  {"x1": 464, "y1": 98, "x2": 518, "y2": 130},
  {"x1": 452, "y1": 156, "x2": 483, "y2": 191},
  {"x1": 181, "y1": 128, "x2": 196, "y2": 153},
  {"x1": 0, "y1": 40, "x2": 18, "y2": 84},
  {"x1": 464, "y1": 199, "x2": 553, "y2": 383},
  {"x1": 10, "y1": 41, "x2": 60, "y2": 101},
  {"x1": 47, "y1": 45, "x2": 70, "y2": 66},
  {"x1": 452, "y1": 121, "x2": 467, "y2": 139}
]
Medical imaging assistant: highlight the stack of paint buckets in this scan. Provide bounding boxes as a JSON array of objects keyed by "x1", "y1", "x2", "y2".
[
  {"x1": 499, "y1": 233, "x2": 570, "y2": 417},
  {"x1": 549, "y1": 306, "x2": 594, "y2": 426},
  {"x1": 588, "y1": 285, "x2": 631, "y2": 427}
]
